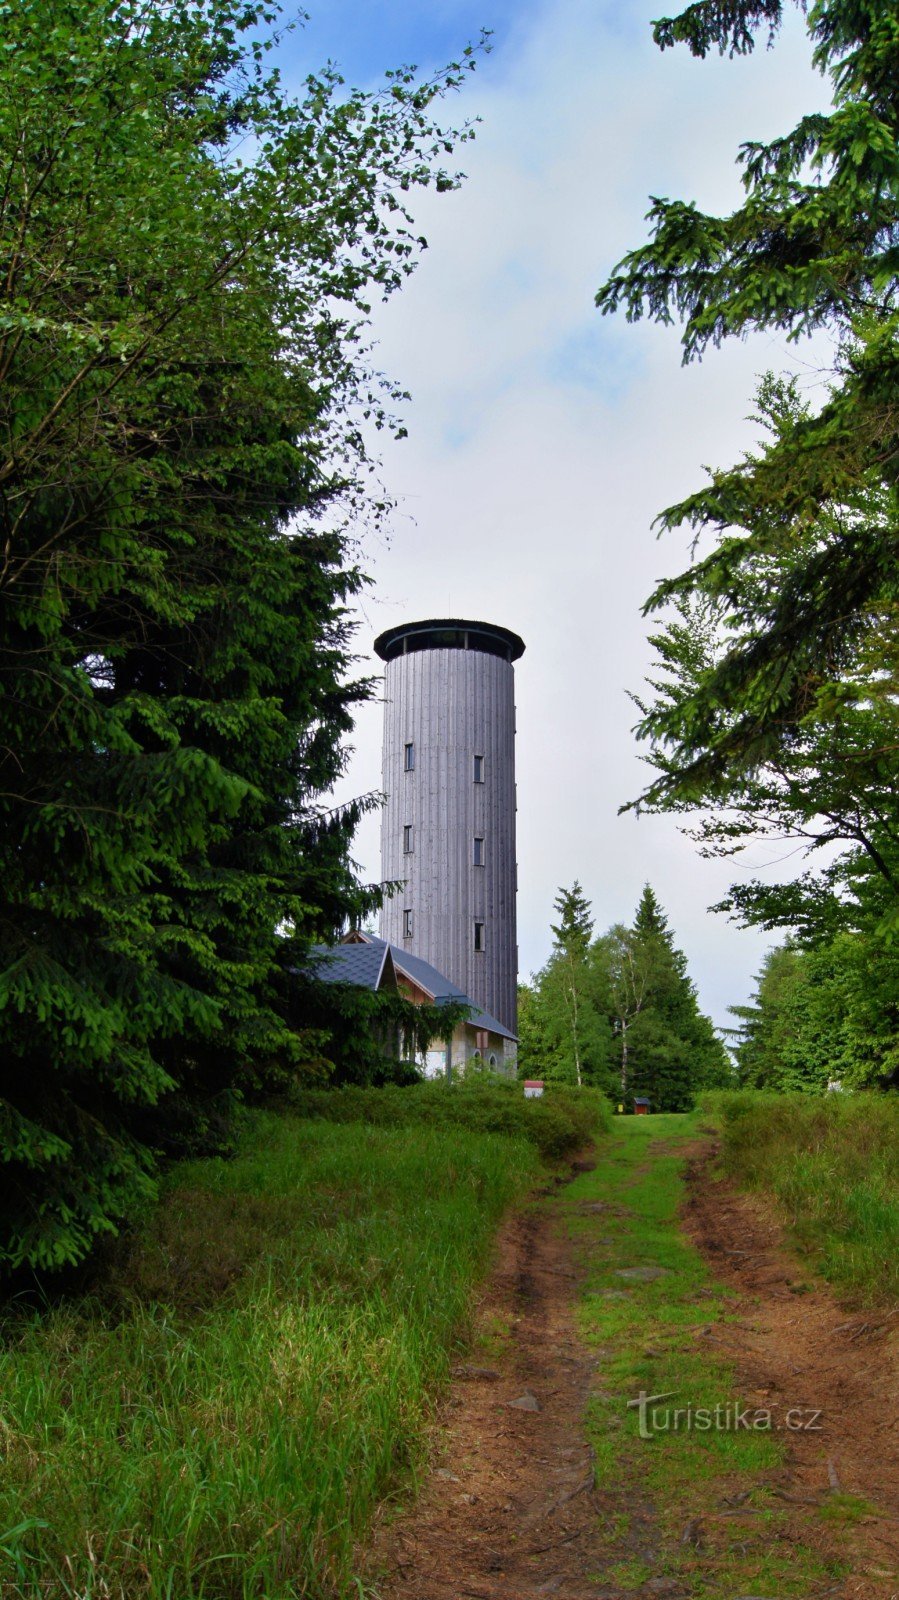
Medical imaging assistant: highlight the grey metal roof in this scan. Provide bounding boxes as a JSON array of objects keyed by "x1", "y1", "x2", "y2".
[
  {"x1": 373, "y1": 617, "x2": 525, "y2": 663},
  {"x1": 356, "y1": 935, "x2": 517, "y2": 1042}
]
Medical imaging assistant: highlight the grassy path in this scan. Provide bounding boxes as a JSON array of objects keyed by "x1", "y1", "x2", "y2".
[
  {"x1": 372, "y1": 1152, "x2": 604, "y2": 1600},
  {"x1": 377, "y1": 1110, "x2": 898, "y2": 1600}
]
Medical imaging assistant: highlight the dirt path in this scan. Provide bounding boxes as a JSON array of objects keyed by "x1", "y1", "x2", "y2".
[
  {"x1": 370, "y1": 1131, "x2": 899, "y2": 1600},
  {"x1": 371, "y1": 1159, "x2": 605, "y2": 1600},
  {"x1": 682, "y1": 1139, "x2": 899, "y2": 1594}
]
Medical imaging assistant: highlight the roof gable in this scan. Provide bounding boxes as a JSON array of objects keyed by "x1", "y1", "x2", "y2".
[
  {"x1": 316, "y1": 932, "x2": 517, "y2": 1040},
  {"x1": 308, "y1": 938, "x2": 395, "y2": 991}
]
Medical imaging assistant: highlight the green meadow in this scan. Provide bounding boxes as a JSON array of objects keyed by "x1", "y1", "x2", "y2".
[
  {"x1": 704, "y1": 1090, "x2": 899, "y2": 1306},
  {"x1": 0, "y1": 1086, "x2": 605, "y2": 1600}
]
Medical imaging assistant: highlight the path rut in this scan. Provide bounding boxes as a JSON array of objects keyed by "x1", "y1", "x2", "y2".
[{"x1": 372, "y1": 1162, "x2": 603, "y2": 1599}]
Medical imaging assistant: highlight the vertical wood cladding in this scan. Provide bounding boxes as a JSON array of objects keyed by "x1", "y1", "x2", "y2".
[{"x1": 379, "y1": 638, "x2": 520, "y2": 1035}]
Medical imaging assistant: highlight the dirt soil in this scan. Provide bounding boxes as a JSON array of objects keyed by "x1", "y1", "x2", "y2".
[
  {"x1": 681, "y1": 1140, "x2": 899, "y2": 1595},
  {"x1": 371, "y1": 1159, "x2": 604, "y2": 1600},
  {"x1": 370, "y1": 1144, "x2": 899, "y2": 1600}
]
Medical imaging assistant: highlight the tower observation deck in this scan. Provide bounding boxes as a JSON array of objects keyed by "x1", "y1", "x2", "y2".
[{"x1": 374, "y1": 619, "x2": 525, "y2": 1037}]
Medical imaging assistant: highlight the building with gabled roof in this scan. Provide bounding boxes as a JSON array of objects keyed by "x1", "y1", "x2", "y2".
[{"x1": 308, "y1": 931, "x2": 516, "y2": 1077}]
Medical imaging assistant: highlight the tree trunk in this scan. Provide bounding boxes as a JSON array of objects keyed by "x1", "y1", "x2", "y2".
[
  {"x1": 620, "y1": 1018, "x2": 628, "y2": 1100},
  {"x1": 568, "y1": 977, "x2": 582, "y2": 1088}
]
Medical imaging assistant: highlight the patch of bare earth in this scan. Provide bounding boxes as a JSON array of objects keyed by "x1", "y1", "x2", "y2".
[
  {"x1": 369, "y1": 1159, "x2": 605, "y2": 1600},
  {"x1": 682, "y1": 1141, "x2": 899, "y2": 1598}
]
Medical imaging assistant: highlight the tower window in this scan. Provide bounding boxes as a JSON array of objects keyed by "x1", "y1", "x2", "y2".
[
  {"x1": 473, "y1": 836, "x2": 485, "y2": 866},
  {"x1": 403, "y1": 908, "x2": 413, "y2": 938},
  {"x1": 474, "y1": 921, "x2": 485, "y2": 952},
  {"x1": 473, "y1": 754, "x2": 484, "y2": 783},
  {"x1": 404, "y1": 742, "x2": 415, "y2": 772},
  {"x1": 403, "y1": 825, "x2": 414, "y2": 854}
]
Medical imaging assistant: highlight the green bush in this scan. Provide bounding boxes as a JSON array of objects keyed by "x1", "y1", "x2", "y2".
[
  {"x1": 700, "y1": 1090, "x2": 899, "y2": 1305},
  {"x1": 288, "y1": 1078, "x2": 612, "y2": 1160}
]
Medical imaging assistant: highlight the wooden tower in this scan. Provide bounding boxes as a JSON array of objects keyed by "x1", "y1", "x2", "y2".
[{"x1": 374, "y1": 618, "x2": 525, "y2": 1036}]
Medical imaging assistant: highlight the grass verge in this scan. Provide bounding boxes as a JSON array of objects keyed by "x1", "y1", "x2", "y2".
[
  {"x1": 702, "y1": 1090, "x2": 899, "y2": 1306},
  {"x1": 0, "y1": 1106, "x2": 548, "y2": 1600},
  {"x1": 563, "y1": 1113, "x2": 845, "y2": 1598}
]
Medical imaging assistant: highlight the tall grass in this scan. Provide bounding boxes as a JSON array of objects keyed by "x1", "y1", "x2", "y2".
[
  {"x1": 702, "y1": 1090, "x2": 899, "y2": 1305},
  {"x1": 288, "y1": 1078, "x2": 611, "y2": 1158},
  {"x1": 0, "y1": 1112, "x2": 543, "y2": 1599}
]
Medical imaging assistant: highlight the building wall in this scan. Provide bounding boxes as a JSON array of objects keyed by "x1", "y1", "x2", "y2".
[
  {"x1": 380, "y1": 643, "x2": 519, "y2": 1035},
  {"x1": 422, "y1": 1026, "x2": 516, "y2": 1080}
]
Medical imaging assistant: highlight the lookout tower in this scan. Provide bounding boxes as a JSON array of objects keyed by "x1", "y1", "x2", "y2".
[{"x1": 374, "y1": 618, "x2": 525, "y2": 1037}]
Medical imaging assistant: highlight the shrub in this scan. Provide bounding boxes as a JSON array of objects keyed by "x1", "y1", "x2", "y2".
[{"x1": 287, "y1": 1078, "x2": 612, "y2": 1160}]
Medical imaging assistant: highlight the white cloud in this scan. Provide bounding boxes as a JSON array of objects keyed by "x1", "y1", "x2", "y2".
[{"x1": 330, "y1": 0, "x2": 833, "y2": 1029}]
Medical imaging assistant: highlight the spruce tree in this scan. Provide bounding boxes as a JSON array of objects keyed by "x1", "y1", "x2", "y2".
[
  {"x1": 600, "y1": 0, "x2": 899, "y2": 937},
  {"x1": 551, "y1": 882, "x2": 594, "y2": 959},
  {"x1": 733, "y1": 936, "x2": 899, "y2": 1092},
  {"x1": 519, "y1": 887, "x2": 611, "y2": 1088},
  {"x1": 600, "y1": 887, "x2": 730, "y2": 1110},
  {"x1": 0, "y1": 0, "x2": 478, "y2": 1271},
  {"x1": 548, "y1": 883, "x2": 596, "y2": 1088}
]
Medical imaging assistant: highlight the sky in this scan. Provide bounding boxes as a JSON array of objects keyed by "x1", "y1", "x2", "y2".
[{"x1": 278, "y1": 0, "x2": 833, "y2": 1031}]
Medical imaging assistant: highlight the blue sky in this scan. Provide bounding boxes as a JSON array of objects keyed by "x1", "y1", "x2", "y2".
[
  {"x1": 283, "y1": 0, "x2": 551, "y2": 87},
  {"x1": 275, "y1": 0, "x2": 833, "y2": 1028}
]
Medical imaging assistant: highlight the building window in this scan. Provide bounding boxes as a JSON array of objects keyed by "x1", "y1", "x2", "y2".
[
  {"x1": 403, "y1": 824, "x2": 414, "y2": 854},
  {"x1": 404, "y1": 742, "x2": 414, "y2": 771},
  {"x1": 473, "y1": 753, "x2": 484, "y2": 783},
  {"x1": 474, "y1": 921, "x2": 485, "y2": 952},
  {"x1": 403, "y1": 908, "x2": 413, "y2": 938},
  {"x1": 473, "y1": 836, "x2": 485, "y2": 866}
]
